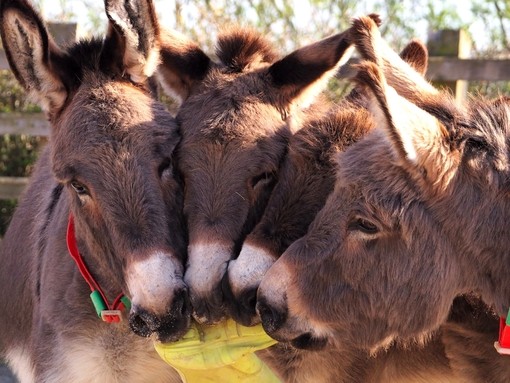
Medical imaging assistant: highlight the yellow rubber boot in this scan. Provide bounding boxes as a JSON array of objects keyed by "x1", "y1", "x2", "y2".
[{"x1": 154, "y1": 319, "x2": 281, "y2": 383}]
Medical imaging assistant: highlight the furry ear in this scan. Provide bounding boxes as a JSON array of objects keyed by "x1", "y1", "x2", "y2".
[
  {"x1": 0, "y1": 0, "x2": 69, "y2": 116},
  {"x1": 157, "y1": 29, "x2": 211, "y2": 102},
  {"x1": 351, "y1": 15, "x2": 439, "y2": 104},
  {"x1": 216, "y1": 27, "x2": 278, "y2": 73},
  {"x1": 355, "y1": 61, "x2": 457, "y2": 191},
  {"x1": 267, "y1": 29, "x2": 354, "y2": 113},
  {"x1": 348, "y1": 38, "x2": 430, "y2": 104},
  {"x1": 102, "y1": 0, "x2": 161, "y2": 83},
  {"x1": 399, "y1": 39, "x2": 428, "y2": 75}
]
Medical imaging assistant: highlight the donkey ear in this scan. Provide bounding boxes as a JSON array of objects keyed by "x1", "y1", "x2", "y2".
[
  {"x1": 0, "y1": 0, "x2": 68, "y2": 116},
  {"x1": 355, "y1": 61, "x2": 456, "y2": 189},
  {"x1": 102, "y1": 0, "x2": 161, "y2": 83},
  {"x1": 351, "y1": 15, "x2": 438, "y2": 104},
  {"x1": 399, "y1": 39, "x2": 428, "y2": 75},
  {"x1": 350, "y1": 38, "x2": 429, "y2": 103},
  {"x1": 267, "y1": 29, "x2": 354, "y2": 112},
  {"x1": 157, "y1": 30, "x2": 211, "y2": 102}
]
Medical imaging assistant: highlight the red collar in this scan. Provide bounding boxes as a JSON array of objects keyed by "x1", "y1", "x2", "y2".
[
  {"x1": 495, "y1": 310, "x2": 510, "y2": 355},
  {"x1": 66, "y1": 213, "x2": 130, "y2": 323}
]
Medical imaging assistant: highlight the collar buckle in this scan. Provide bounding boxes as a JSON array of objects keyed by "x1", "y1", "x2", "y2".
[
  {"x1": 101, "y1": 310, "x2": 123, "y2": 323},
  {"x1": 495, "y1": 311, "x2": 510, "y2": 356}
]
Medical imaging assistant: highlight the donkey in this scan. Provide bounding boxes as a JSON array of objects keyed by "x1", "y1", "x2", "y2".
[
  {"x1": 256, "y1": 14, "x2": 510, "y2": 368},
  {"x1": 222, "y1": 37, "x2": 463, "y2": 382},
  {"x1": 225, "y1": 38, "x2": 430, "y2": 327},
  {"x1": 156, "y1": 23, "x2": 364, "y2": 324},
  {"x1": 0, "y1": 0, "x2": 189, "y2": 381}
]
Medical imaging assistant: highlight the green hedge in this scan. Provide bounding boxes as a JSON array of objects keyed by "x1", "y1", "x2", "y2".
[{"x1": 0, "y1": 70, "x2": 44, "y2": 235}]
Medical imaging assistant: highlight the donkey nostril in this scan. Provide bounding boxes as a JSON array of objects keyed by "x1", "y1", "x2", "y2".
[
  {"x1": 129, "y1": 313, "x2": 151, "y2": 338},
  {"x1": 171, "y1": 288, "x2": 190, "y2": 317},
  {"x1": 240, "y1": 287, "x2": 258, "y2": 314},
  {"x1": 129, "y1": 309, "x2": 160, "y2": 338},
  {"x1": 256, "y1": 297, "x2": 287, "y2": 335}
]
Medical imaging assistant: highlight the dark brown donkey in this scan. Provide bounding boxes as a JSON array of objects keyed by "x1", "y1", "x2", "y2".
[
  {"x1": 256, "y1": 14, "x2": 510, "y2": 370},
  {"x1": 156, "y1": 25, "x2": 358, "y2": 324},
  {"x1": 0, "y1": 0, "x2": 188, "y2": 381}
]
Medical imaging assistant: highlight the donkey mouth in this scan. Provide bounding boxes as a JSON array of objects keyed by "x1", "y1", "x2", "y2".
[
  {"x1": 129, "y1": 309, "x2": 191, "y2": 343},
  {"x1": 129, "y1": 291, "x2": 191, "y2": 342},
  {"x1": 290, "y1": 333, "x2": 328, "y2": 351},
  {"x1": 221, "y1": 273, "x2": 260, "y2": 327}
]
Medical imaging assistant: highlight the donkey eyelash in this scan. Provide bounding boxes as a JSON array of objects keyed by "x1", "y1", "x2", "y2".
[
  {"x1": 347, "y1": 217, "x2": 379, "y2": 235},
  {"x1": 158, "y1": 158, "x2": 173, "y2": 178},
  {"x1": 251, "y1": 172, "x2": 275, "y2": 188},
  {"x1": 70, "y1": 180, "x2": 89, "y2": 196}
]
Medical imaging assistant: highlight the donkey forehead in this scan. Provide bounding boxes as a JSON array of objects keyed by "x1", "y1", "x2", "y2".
[
  {"x1": 178, "y1": 70, "x2": 285, "y2": 136},
  {"x1": 179, "y1": 136, "x2": 286, "y2": 175},
  {"x1": 58, "y1": 82, "x2": 177, "y2": 145},
  {"x1": 51, "y1": 82, "x2": 178, "y2": 173},
  {"x1": 336, "y1": 131, "x2": 421, "y2": 206}
]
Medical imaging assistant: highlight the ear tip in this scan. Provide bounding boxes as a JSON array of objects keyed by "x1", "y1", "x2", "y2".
[
  {"x1": 406, "y1": 39, "x2": 428, "y2": 53},
  {"x1": 350, "y1": 14, "x2": 382, "y2": 52},
  {"x1": 216, "y1": 26, "x2": 278, "y2": 70},
  {"x1": 0, "y1": 0, "x2": 48, "y2": 42},
  {"x1": 1, "y1": 0, "x2": 35, "y2": 15},
  {"x1": 0, "y1": 0, "x2": 45, "y2": 30},
  {"x1": 351, "y1": 14, "x2": 381, "y2": 33},
  {"x1": 368, "y1": 13, "x2": 383, "y2": 27},
  {"x1": 353, "y1": 61, "x2": 387, "y2": 95}
]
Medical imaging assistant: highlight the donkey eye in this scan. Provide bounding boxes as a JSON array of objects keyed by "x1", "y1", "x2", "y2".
[
  {"x1": 251, "y1": 172, "x2": 275, "y2": 189},
  {"x1": 158, "y1": 158, "x2": 173, "y2": 179},
  {"x1": 349, "y1": 218, "x2": 379, "y2": 234},
  {"x1": 70, "y1": 180, "x2": 89, "y2": 196}
]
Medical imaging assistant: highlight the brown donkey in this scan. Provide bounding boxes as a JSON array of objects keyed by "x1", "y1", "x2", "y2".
[
  {"x1": 224, "y1": 39, "x2": 462, "y2": 382},
  {"x1": 0, "y1": 0, "x2": 188, "y2": 381},
  {"x1": 156, "y1": 24, "x2": 358, "y2": 324},
  {"x1": 226, "y1": 38, "x2": 429, "y2": 327},
  {"x1": 257, "y1": 14, "x2": 510, "y2": 366}
]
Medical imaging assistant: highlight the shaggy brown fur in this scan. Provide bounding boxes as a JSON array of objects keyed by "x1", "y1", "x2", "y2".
[
  {"x1": 257, "y1": 14, "x2": 510, "y2": 381},
  {"x1": 247, "y1": 102, "x2": 459, "y2": 382},
  {"x1": 226, "y1": 38, "x2": 431, "y2": 327},
  {"x1": 0, "y1": 0, "x2": 188, "y2": 381},
  {"x1": 226, "y1": 34, "x2": 461, "y2": 382},
  {"x1": 157, "y1": 20, "x2": 362, "y2": 324}
]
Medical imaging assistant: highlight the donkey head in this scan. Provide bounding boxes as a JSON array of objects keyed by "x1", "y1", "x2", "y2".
[
  {"x1": 224, "y1": 104, "x2": 374, "y2": 327},
  {"x1": 227, "y1": 30, "x2": 431, "y2": 327},
  {"x1": 0, "y1": 0, "x2": 188, "y2": 342},
  {"x1": 257, "y1": 16, "x2": 510, "y2": 351},
  {"x1": 157, "y1": 26, "x2": 356, "y2": 324}
]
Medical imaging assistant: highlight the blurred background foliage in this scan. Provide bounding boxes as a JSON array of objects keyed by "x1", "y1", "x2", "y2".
[{"x1": 1, "y1": 0, "x2": 510, "y2": 235}]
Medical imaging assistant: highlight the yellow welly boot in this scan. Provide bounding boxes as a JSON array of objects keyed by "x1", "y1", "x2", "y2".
[{"x1": 154, "y1": 319, "x2": 281, "y2": 382}]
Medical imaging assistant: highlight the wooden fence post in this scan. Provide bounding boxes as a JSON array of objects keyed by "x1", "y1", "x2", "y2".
[
  {"x1": 427, "y1": 29, "x2": 472, "y2": 104},
  {"x1": 47, "y1": 22, "x2": 77, "y2": 46}
]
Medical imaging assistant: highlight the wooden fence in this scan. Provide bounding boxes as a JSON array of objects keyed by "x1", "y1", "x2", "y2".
[{"x1": 1, "y1": 27, "x2": 510, "y2": 200}]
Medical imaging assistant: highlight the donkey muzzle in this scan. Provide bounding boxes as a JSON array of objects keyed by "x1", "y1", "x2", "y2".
[{"x1": 129, "y1": 287, "x2": 190, "y2": 342}]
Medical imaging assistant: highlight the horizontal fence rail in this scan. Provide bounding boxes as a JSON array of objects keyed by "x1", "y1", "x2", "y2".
[
  {"x1": 0, "y1": 113, "x2": 49, "y2": 136},
  {"x1": 0, "y1": 177, "x2": 29, "y2": 200},
  {"x1": 336, "y1": 57, "x2": 510, "y2": 81}
]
